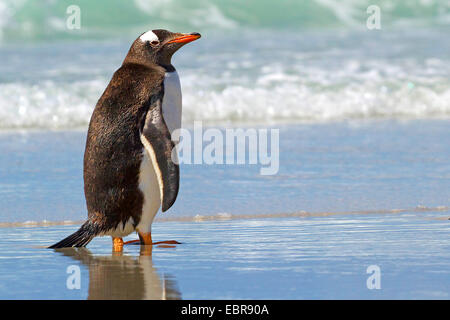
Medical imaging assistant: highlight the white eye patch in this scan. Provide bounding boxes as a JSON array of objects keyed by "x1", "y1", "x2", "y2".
[{"x1": 139, "y1": 30, "x2": 158, "y2": 43}]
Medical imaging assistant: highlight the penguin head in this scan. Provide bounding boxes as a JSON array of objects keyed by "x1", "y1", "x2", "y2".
[{"x1": 125, "y1": 29, "x2": 201, "y2": 67}]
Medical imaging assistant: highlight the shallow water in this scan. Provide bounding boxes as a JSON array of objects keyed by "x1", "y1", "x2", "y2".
[
  {"x1": 0, "y1": 120, "x2": 449, "y2": 224},
  {"x1": 0, "y1": 210, "x2": 448, "y2": 299}
]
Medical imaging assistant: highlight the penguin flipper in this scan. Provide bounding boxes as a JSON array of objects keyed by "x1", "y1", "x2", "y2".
[{"x1": 140, "y1": 99, "x2": 179, "y2": 212}]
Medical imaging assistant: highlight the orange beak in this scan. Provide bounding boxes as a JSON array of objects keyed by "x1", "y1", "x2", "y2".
[{"x1": 167, "y1": 33, "x2": 201, "y2": 44}]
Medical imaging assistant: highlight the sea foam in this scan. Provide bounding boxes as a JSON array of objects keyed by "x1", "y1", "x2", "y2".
[{"x1": 0, "y1": 27, "x2": 449, "y2": 129}]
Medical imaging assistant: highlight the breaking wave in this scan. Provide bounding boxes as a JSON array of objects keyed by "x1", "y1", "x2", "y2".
[
  {"x1": 0, "y1": 1, "x2": 449, "y2": 129},
  {"x1": 1, "y1": 72, "x2": 449, "y2": 129}
]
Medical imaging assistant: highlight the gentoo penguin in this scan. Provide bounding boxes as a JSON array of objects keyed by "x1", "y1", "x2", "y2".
[{"x1": 49, "y1": 29, "x2": 201, "y2": 252}]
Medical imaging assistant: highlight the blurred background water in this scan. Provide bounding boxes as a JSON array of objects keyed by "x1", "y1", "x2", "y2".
[
  {"x1": 0, "y1": 0, "x2": 449, "y2": 129},
  {"x1": 0, "y1": 1, "x2": 449, "y2": 223}
]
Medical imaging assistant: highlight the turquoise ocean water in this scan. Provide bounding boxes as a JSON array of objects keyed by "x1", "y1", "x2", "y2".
[{"x1": 0, "y1": 0, "x2": 449, "y2": 129}]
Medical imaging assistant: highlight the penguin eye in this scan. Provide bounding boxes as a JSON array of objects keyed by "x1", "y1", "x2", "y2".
[{"x1": 149, "y1": 40, "x2": 160, "y2": 46}]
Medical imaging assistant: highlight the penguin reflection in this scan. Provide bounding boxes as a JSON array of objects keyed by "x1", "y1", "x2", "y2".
[{"x1": 58, "y1": 247, "x2": 181, "y2": 300}]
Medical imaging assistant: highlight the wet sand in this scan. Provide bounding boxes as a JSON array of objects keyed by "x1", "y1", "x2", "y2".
[{"x1": 0, "y1": 209, "x2": 449, "y2": 299}]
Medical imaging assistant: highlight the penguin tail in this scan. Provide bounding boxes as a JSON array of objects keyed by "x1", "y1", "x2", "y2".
[{"x1": 48, "y1": 221, "x2": 97, "y2": 249}]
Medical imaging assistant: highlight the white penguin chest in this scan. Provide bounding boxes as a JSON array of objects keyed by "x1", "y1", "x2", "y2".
[
  {"x1": 136, "y1": 71, "x2": 182, "y2": 233},
  {"x1": 162, "y1": 71, "x2": 182, "y2": 134}
]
